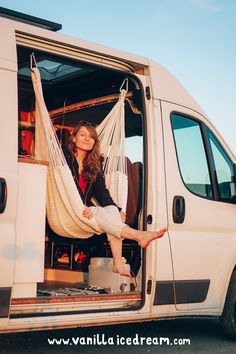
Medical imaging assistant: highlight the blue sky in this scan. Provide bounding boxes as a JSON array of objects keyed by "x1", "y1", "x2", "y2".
[{"x1": 1, "y1": 0, "x2": 236, "y2": 153}]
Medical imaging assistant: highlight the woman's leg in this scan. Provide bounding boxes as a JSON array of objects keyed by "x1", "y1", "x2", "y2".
[
  {"x1": 89, "y1": 205, "x2": 167, "y2": 247},
  {"x1": 107, "y1": 235, "x2": 131, "y2": 277},
  {"x1": 89, "y1": 206, "x2": 129, "y2": 276},
  {"x1": 120, "y1": 226, "x2": 167, "y2": 248},
  {"x1": 89, "y1": 205, "x2": 167, "y2": 276},
  {"x1": 89, "y1": 205, "x2": 124, "y2": 239}
]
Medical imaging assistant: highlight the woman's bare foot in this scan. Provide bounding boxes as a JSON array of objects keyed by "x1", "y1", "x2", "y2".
[
  {"x1": 138, "y1": 227, "x2": 167, "y2": 248},
  {"x1": 112, "y1": 258, "x2": 131, "y2": 277}
]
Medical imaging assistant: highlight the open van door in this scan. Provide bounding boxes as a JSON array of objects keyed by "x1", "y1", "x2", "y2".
[
  {"x1": 162, "y1": 101, "x2": 236, "y2": 311},
  {"x1": 0, "y1": 25, "x2": 18, "y2": 327}
]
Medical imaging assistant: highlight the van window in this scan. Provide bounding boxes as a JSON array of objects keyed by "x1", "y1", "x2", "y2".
[
  {"x1": 125, "y1": 136, "x2": 143, "y2": 163},
  {"x1": 207, "y1": 128, "x2": 235, "y2": 201},
  {"x1": 171, "y1": 113, "x2": 213, "y2": 198}
]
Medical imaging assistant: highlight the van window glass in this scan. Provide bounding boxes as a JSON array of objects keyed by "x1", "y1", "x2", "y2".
[
  {"x1": 18, "y1": 59, "x2": 93, "y2": 82},
  {"x1": 125, "y1": 136, "x2": 143, "y2": 163},
  {"x1": 207, "y1": 129, "x2": 235, "y2": 201},
  {"x1": 171, "y1": 114, "x2": 213, "y2": 198}
]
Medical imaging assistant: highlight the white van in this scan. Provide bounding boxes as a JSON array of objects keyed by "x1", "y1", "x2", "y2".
[{"x1": 0, "y1": 8, "x2": 236, "y2": 339}]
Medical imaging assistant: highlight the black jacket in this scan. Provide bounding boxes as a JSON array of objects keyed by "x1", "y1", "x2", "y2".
[{"x1": 63, "y1": 149, "x2": 117, "y2": 208}]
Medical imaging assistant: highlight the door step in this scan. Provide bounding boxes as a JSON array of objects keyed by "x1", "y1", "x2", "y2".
[{"x1": 10, "y1": 292, "x2": 142, "y2": 316}]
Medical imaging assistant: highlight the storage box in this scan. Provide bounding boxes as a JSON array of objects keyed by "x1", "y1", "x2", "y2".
[{"x1": 89, "y1": 257, "x2": 130, "y2": 292}]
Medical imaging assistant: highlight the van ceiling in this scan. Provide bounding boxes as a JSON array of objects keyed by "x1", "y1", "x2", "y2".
[{"x1": 17, "y1": 46, "x2": 143, "y2": 136}]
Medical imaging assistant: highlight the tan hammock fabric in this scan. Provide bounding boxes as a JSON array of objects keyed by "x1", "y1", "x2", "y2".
[{"x1": 32, "y1": 66, "x2": 128, "y2": 238}]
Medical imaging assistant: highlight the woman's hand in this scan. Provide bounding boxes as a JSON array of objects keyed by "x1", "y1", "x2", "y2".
[
  {"x1": 120, "y1": 210, "x2": 126, "y2": 223},
  {"x1": 83, "y1": 206, "x2": 93, "y2": 219}
]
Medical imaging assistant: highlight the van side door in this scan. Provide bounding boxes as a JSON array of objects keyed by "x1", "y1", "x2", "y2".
[
  {"x1": 0, "y1": 25, "x2": 18, "y2": 327},
  {"x1": 162, "y1": 101, "x2": 236, "y2": 312}
]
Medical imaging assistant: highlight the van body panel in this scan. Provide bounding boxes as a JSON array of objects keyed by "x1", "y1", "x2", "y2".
[
  {"x1": 16, "y1": 31, "x2": 136, "y2": 73},
  {"x1": 161, "y1": 101, "x2": 236, "y2": 311},
  {"x1": 5, "y1": 303, "x2": 222, "y2": 334},
  {"x1": 143, "y1": 95, "x2": 174, "y2": 315},
  {"x1": 0, "y1": 17, "x2": 149, "y2": 73},
  {"x1": 5, "y1": 311, "x2": 151, "y2": 334},
  {"x1": 0, "y1": 25, "x2": 18, "y2": 326},
  {"x1": 148, "y1": 62, "x2": 207, "y2": 118},
  {"x1": 0, "y1": 25, "x2": 17, "y2": 68}
]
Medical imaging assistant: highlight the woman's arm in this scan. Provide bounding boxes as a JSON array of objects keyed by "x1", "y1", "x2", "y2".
[{"x1": 93, "y1": 173, "x2": 117, "y2": 207}]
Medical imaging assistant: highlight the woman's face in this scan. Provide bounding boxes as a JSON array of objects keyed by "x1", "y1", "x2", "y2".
[{"x1": 73, "y1": 126, "x2": 95, "y2": 152}]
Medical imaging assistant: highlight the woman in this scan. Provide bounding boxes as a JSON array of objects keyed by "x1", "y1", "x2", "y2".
[{"x1": 64, "y1": 122, "x2": 167, "y2": 277}]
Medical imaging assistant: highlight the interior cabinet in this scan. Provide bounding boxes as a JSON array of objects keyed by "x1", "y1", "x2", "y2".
[{"x1": 12, "y1": 158, "x2": 47, "y2": 298}]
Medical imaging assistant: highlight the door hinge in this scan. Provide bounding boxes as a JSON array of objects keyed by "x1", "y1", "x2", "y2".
[{"x1": 147, "y1": 279, "x2": 152, "y2": 295}]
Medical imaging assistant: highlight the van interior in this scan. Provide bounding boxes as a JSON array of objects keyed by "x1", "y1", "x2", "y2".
[{"x1": 15, "y1": 45, "x2": 145, "y2": 313}]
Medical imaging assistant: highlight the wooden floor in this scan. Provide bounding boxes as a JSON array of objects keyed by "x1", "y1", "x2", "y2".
[{"x1": 11, "y1": 280, "x2": 141, "y2": 306}]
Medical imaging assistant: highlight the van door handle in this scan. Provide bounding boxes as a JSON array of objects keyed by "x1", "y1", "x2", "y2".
[
  {"x1": 172, "y1": 196, "x2": 185, "y2": 223},
  {"x1": 0, "y1": 178, "x2": 7, "y2": 213}
]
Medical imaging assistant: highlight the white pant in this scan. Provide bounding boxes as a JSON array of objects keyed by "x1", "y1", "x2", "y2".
[{"x1": 89, "y1": 205, "x2": 124, "y2": 240}]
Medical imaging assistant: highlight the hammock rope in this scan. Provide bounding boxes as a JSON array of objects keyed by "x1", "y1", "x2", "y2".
[
  {"x1": 96, "y1": 84, "x2": 128, "y2": 213},
  {"x1": 31, "y1": 59, "x2": 128, "y2": 239}
]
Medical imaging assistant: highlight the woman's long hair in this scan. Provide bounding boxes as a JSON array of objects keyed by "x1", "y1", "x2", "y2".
[{"x1": 67, "y1": 122, "x2": 102, "y2": 183}]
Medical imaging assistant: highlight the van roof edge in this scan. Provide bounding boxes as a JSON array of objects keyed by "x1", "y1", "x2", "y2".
[{"x1": 0, "y1": 7, "x2": 62, "y2": 32}]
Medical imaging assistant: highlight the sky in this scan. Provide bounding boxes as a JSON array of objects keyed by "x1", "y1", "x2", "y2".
[{"x1": 1, "y1": 0, "x2": 236, "y2": 154}]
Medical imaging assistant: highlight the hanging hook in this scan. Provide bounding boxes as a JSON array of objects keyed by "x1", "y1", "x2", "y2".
[
  {"x1": 30, "y1": 52, "x2": 37, "y2": 70},
  {"x1": 119, "y1": 78, "x2": 128, "y2": 92}
]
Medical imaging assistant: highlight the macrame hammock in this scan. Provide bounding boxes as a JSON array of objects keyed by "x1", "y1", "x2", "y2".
[{"x1": 31, "y1": 61, "x2": 128, "y2": 239}]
